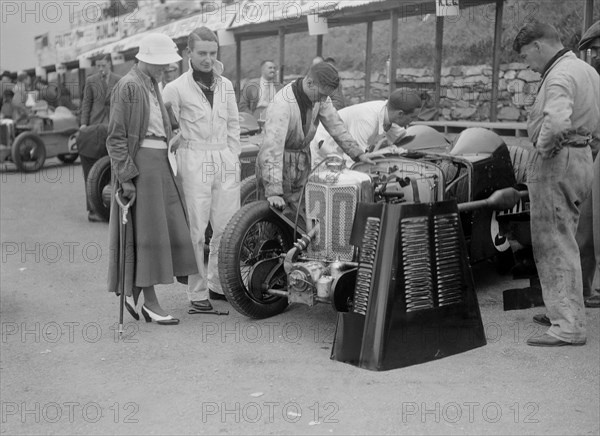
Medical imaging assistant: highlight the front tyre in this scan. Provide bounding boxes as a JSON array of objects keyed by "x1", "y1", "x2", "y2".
[
  {"x1": 218, "y1": 201, "x2": 294, "y2": 319},
  {"x1": 11, "y1": 132, "x2": 46, "y2": 172}
]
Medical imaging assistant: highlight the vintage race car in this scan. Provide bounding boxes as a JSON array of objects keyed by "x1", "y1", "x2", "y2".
[
  {"x1": 218, "y1": 125, "x2": 531, "y2": 319},
  {"x1": 0, "y1": 106, "x2": 79, "y2": 172}
]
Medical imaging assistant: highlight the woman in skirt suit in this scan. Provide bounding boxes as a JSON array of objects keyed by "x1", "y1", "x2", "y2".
[{"x1": 106, "y1": 33, "x2": 197, "y2": 325}]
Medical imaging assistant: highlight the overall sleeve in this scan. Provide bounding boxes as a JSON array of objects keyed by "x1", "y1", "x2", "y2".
[
  {"x1": 318, "y1": 99, "x2": 363, "y2": 160},
  {"x1": 536, "y1": 74, "x2": 574, "y2": 158},
  {"x1": 258, "y1": 100, "x2": 291, "y2": 197},
  {"x1": 106, "y1": 81, "x2": 139, "y2": 183},
  {"x1": 80, "y1": 78, "x2": 93, "y2": 126},
  {"x1": 162, "y1": 82, "x2": 180, "y2": 123},
  {"x1": 226, "y1": 80, "x2": 241, "y2": 156}
]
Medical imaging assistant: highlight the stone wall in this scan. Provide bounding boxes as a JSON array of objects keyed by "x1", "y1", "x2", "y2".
[{"x1": 337, "y1": 63, "x2": 541, "y2": 122}]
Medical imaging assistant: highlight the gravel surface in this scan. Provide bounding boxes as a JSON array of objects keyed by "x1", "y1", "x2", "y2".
[{"x1": 1, "y1": 158, "x2": 598, "y2": 435}]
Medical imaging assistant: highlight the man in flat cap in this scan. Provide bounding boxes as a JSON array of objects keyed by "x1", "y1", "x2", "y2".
[
  {"x1": 311, "y1": 88, "x2": 426, "y2": 168},
  {"x1": 513, "y1": 21, "x2": 599, "y2": 346},
  {"x1": 579, "y1": 20, "x2": 600, "y2": 309},
  {"x1": 580, "y1": 20, "x2": 600, "y2": 74},
  {"x1": 257, "y1": 61, "x2": 374, "y2": 219}
]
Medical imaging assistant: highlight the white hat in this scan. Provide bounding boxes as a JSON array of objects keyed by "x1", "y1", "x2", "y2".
[{"x1": 136, "y1": 33, "x2": 182, "y2": 65}]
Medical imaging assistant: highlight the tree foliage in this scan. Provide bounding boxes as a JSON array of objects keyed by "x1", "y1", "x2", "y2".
[{"x1": 220, "y1": 0, "x2": 598, "y2": 78}]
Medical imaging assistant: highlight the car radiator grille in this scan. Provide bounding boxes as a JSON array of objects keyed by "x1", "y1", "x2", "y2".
[{"x1": 306, "y1": 183, "x2": 358, "y2": 261}]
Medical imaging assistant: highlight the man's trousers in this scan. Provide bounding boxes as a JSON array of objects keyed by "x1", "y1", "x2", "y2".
[{"x1": 528, "y1": 146, "x2": 593, "y2": 343}]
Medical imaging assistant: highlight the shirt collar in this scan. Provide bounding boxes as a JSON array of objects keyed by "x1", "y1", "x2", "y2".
[
  {"x1": 133, "y1": 65, "x2": 154, "y2": 90},
  {"x1": 187, "y1": 59, "x2": 224, "y2": 77},
  {"x1": 379, "y1": 103, "x2": 388, "y2": 134},
  {"x1": 541, "y1": 48, "x2": 571, "y2": 78}
]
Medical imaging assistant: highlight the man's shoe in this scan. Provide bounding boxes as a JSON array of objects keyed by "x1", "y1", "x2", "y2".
[
  {"x1": 190, "y1": 300, "x2": 213, "y2": 311},
  {"x1": 533, "y1": 314, "x2": 551, "y2": 326},
  {"x1": 584, "y1": 294, "x2": 600, "y2": 308},
  {"x1": 209, "y1": 290, "x2": 227, "y2": 301},
  {"x1": 88, "y1": 212, "x2": 104, "y2": 223},
  {"x1": 527, "y1": 333, "x2": 586, "y2": 347}
]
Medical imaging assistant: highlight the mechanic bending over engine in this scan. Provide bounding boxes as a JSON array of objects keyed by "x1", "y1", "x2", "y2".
[
  {"x1": 513, "y1": 21, "x2": 600, "y2": 347},
  {"x1": 310, "y1": 88, "x2": 427, "y2": 168},
  {"x1": 256, "y1": 61, "x2": 375, "y2": 220}
]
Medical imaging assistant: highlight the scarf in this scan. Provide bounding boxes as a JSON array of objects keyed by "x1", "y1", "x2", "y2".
[
  {"x1": 291, "y1": 78, "x2": 313, "y2": 129},
  {"x1": 191, "y1": 66, "x2": 215, "y2": 107}
]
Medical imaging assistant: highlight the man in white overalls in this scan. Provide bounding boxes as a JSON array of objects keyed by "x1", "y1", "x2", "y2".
[{"x1": 163, "y1": 27, "x2": 240, "y2": 311}]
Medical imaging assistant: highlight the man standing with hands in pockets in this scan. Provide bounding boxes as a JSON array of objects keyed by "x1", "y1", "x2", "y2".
[{"x1": 163, "y1": 27, "x2": 241, "y2": 311}]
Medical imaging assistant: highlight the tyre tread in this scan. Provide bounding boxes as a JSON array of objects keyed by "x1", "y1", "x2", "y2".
[{"x1": 219, "y1": 201, "x2": 290, "y2": 319}]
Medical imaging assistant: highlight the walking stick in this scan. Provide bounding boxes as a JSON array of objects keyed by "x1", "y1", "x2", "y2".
[{"x1": 115, "y1": 187, "x2": 136, "y2": 337}]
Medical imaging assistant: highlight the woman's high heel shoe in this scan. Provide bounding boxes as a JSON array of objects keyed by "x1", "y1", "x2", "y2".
[
  {"x1": 125, "y1": 295, "x2": 140, "y2": 321},
  {"x1": 141, "y1": 305, "x2": 179, "y2": 325}
]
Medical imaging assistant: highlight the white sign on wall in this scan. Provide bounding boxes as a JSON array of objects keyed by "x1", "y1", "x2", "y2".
[{"x1": 436, "y1": 0, "x2": 460, "y2": 17}]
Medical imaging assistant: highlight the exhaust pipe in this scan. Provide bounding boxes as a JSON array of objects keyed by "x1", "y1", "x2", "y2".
[{"x1": 284, "y1": 223, "x2": 320, "y2": 274}]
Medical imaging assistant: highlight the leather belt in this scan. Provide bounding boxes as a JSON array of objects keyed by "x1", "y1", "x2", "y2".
[{"x1": 145, "y1": 135, "x2": 167, "y2": 142}]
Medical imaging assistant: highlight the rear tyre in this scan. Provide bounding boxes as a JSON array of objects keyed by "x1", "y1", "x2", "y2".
[
  {"x1": 218, "y1": 201, "x2": 294, "y2": 319},
  {"x1": 240, "y1": 175, "x2": 258, "y2": 205},
  {"x1": 57, "y1": 153, "x2": 79, "y2": 164},
  {"x1": 86, "y1": 156, "x2": 111, "y2": 221}
]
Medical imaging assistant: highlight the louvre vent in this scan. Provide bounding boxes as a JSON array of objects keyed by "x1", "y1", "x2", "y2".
[
  {"x1": 353, "y1": 217, "x2": 381, "y2": 315},
  {"x1": 401, "y1": 216, "x2": 434, "y2": 312},
  {"x1": 434, "y1": 213, "x2": 464, "y2": 306}
]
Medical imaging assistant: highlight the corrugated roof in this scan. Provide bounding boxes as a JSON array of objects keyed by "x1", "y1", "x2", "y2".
[
  {"x1": 79, "y1": 6, "x2": 235, "y2": 59},
  {"x1": 335, "y1": 0, "x2": 387, "y2": 9}
]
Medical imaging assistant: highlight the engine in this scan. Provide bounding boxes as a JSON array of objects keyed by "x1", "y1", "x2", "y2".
[
  {"x1": 286, "y1": 159, "x2": 371, "y2": 305},
  {"x1": 284, "y1": 125, "x2": 519, "y2": 307}
]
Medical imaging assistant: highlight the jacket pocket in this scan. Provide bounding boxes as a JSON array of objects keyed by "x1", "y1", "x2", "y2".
[
  {"x1": 180, "y1": 104, "x2": 205, "y2": 123},
  {"x1": 217, "y1": 106, "x2": 228, "y2": 122}
]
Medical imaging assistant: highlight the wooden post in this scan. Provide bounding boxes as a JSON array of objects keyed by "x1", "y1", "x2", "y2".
[
  {"x1": 389, "y1": 9, "x2": 399, "y2": 94},
  {"x1": 235, "y1": 36, "x2": 242, "y2": 100},
  {"x1": 433, "y1": 16, "x2": 444, "y2": 109},
  {"x1": 278, "y1": 27, "x2": 285, "y2": 83},
  {"x1": 317, "y1": 35, "x2": 323, "y2": 57},
  {"x1": 78, "y1": 68, "x2": 87, "y2": 101},
  {"x1": 365, "y1": 20, "x2": 373, "y2": 100},
  {"x1": 582, "y1": 0, "x2": 594, "y2": 34},
  {"x1": 490, "y1": 0, "x2": 504, "y2": 121}
]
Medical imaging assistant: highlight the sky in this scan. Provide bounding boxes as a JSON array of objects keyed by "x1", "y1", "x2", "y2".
[{"x1": 0, "y1": 0, "x2": 77, "y2": 72}]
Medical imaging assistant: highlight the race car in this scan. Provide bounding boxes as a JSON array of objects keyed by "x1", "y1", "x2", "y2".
[
  {"x1": 0, "y1": 106, "x2": 79, "y2": 172},
  {"x1": 218, "y1": 125, "x2": 532, "y2": 319}
]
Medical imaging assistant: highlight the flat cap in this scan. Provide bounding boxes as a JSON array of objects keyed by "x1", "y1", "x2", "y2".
[{"x1": 579, "y1": 20, "x2": 600, "y2": 50}]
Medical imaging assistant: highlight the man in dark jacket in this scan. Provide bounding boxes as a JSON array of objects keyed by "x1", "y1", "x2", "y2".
[
  {"x1": 238, "y1": 60, "x2": 282, "y2": 120},
  {"x1": 79, "y1": 54, "x2": 121, "y2": 222}
]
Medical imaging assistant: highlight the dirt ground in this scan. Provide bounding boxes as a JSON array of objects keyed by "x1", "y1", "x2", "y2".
[{"x1": 1, "y1": 158, "x2": 599, "y2": 436}]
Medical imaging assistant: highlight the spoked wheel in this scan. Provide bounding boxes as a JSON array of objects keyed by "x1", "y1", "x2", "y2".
[
  {"x1": 219, "y1": 201, "x2": 294, "y2": 319},
  {"x1": 11, "y1": 132, "x2": 46, "y2": 172},
  {"x1": 205, "y1": 175, "x2": 258, "y2": 252}
]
